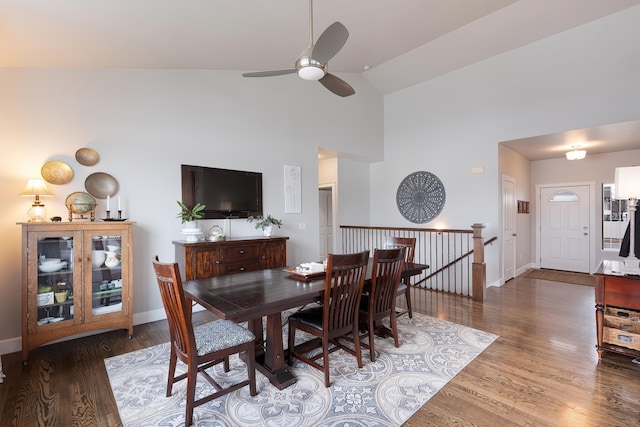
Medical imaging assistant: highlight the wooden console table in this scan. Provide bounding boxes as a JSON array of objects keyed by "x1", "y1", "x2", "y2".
[
  {"x1": 594, "y1": 260, "x2": 640, "y2": 358},
  {"x1": 173, "y1": 236, "x2": 288, "y2": 281}
]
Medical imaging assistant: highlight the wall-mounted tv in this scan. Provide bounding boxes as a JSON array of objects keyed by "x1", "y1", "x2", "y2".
[{"x1": 181, "y1": 164, "x2": 263, "y2": 219}]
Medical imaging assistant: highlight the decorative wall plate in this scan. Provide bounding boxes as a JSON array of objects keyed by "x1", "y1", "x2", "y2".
[
  {"x1": 41, "y1": 161, "x2": 74, "y2": 185},
  {"x1": 396, "y1": 171, "x2": 446, "y2": 223},
  {"x1": 75, "y1": 148, "x2": 100, "y2": 166},
  {"x1": 85, "y1": 172, "x2": 118, "y2": 199}
]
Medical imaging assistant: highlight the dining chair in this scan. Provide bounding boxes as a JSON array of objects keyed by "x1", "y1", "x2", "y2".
[
  {"x1": 152, "y1": 256, "x2": 257, "y2": 426},
  {"x1": 385, "y1": 236, "x2": 416, "y2": 318},
  {"x1": 359, "y1": 247, "x2": 405, "y2": 362},
  {"x1": 287, "y1": 250, "x2": 369, "y2": 387}
]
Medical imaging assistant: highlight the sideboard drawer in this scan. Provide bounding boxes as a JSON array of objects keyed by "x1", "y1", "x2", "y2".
[
  {"x1": 223, "y1": 261, "x2": 259, "y2": 275},
  {"x1": 224, "y1": 245, "x2": 259, "y2": 263},
  {"x1": 605, "y1": 276, "x2": 640, "y2": 310}
]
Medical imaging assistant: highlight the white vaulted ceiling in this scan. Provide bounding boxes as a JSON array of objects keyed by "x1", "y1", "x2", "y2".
[{"x1": 2, "y1": 0, "x2": 639, "y2": 95}]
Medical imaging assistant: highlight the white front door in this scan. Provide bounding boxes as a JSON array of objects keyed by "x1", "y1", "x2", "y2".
[
  {"x1": 540, "y1": 185, "x2": 591, "y2": 273},
  {"x1": 502, "y1": 175, "x2": 516, "y2": 282}
]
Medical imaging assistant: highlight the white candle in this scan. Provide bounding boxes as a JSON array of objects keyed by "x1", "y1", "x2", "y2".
[
  {"x1": 107, "y1": 195, "x2": 110, "y2": 210},
  {"x1": 118, "y1": 196, "x2": 121, "y2": 210}
]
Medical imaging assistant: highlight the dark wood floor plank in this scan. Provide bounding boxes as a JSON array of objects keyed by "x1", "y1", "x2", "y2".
[{"x1": 1, "y1": 274, "x2": 640, "y2": 426}]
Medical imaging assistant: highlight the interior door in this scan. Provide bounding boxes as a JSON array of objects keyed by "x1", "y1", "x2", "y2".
[
  {"x1": 540, "y1": 185, "x2": 590, "y2": 273},
  {"x1": 319, "y1": 187, "x2": 333, "y2": 261},
  {"x1": 502, "y1": 176, "x2": 516, "y2": 281}
]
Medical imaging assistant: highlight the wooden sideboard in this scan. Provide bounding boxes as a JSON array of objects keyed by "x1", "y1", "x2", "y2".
[
  {"x1": 594, "y1": 260, "x2": 640, "y2": 358},
  {"x1": 173, "y1": 236, "x2": 288, "y2": 281}
]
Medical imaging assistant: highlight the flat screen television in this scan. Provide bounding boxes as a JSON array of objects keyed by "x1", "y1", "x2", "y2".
[{"x1": 181, "y1": 164, "x2": 263, "y2": 219}]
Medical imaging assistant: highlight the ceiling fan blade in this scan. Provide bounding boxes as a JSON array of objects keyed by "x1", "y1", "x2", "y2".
[
  {"x1": 319, "y1": 73, "x2": 355, "y2": 97},
  {"x1": 242, "y1": 69, "x2": 297, "y2": 78},
  {"x1": 312, "y1": 22, "x2": 349, "y2": 64}
]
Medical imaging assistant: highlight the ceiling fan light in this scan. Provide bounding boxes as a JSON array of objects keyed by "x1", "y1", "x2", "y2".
[
  {"x1": 298, "y1": 65, "x2": 325, "y2": 81},
  {"x1": 566, "y1": 148, "x2": 586, "y2": 160}
]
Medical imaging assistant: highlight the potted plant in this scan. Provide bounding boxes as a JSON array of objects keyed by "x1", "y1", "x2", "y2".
[
  {"x1": 176, "y1": 201, "x2": 206, "y2": 227},
  {"x1": 247, "y1": 214, "x2": 283, "y2": 237}
]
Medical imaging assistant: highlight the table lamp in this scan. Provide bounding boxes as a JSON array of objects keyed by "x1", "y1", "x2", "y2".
[
  {"x1": 19, "y1": 178, "x2": 53, "y2": 222},
  {"x1": 615, "y1": 166, "x2": 640, "y2": 275}
]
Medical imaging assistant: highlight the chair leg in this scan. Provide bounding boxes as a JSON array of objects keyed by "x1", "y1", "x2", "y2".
[
  {"x1": 167, "y1": 348, "x2": 177, "y2": 397},
  {"x1": 353, "y1": 323, "x2": 363, "y2": 369},
  {"x1": 390, "y1": 313, "x2": 400, "y2": 348},
  {"x1": 185, "y1": 362, "x2": 198, "y2": 427},
  {"x1": 322, "y1": 337, "x2": 331, "y2": 387},
  {"x1": 404, "y1": 281, "x2": 413, "y2": 319},
  {"x1": 368, "y1": 317, "x2": 376, "y2": 362},
  {"x1": 287, "y1": 322, "x2": 296, "y2": 365},
  {"x1": 246, "y1": 343, "x2": 257, "y2": 396}
]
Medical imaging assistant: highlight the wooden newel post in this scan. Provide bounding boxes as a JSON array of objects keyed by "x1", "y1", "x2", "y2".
[{"x1": 471, "y1": 223, "x2": 486, "y2": 301}]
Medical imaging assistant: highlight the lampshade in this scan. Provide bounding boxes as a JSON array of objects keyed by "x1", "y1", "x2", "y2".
[
  {"x1": 614, "y1": 166, "x2": 640, "y2": 199},
  {"x1": 615, "y1": 165, "x2": 640, "y2": 274},
  {"x1": 19, "y1": 179, "x2": 53, "y2": 197},
  {"x1": 566, "y1": 147, "x2": 586, "y2": 160},
  {"x1": 19, "y1": 179, "x2": 53, "y2": 222}
]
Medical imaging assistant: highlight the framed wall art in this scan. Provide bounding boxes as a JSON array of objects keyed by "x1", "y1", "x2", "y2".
[{"x1": 284, "y1": 165, "x2": 301, "y2": 213}]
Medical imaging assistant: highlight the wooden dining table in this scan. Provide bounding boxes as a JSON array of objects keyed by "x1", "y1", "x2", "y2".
[{"x1": 183, "y1": 261, "x2": 428, "y2": 389}]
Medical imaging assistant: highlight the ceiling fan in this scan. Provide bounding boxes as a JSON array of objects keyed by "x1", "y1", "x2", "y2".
[{"x1": 242, "y1": 0, "x2": 355, "y2": 97}]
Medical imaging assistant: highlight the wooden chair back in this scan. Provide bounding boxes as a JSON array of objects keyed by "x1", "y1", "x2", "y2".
[
  {"x1": 385, "y1": 236, "x2": 416, "y2": 263},
  {"x1": 322, "y1": 250, "x2": 370, "y2": 337},
  {"x1": 152, "y1": 256, "x2": 194, "y2": 360},
  {"x1": 369, "y1": 247, "x2": 406, "y2": 317}
]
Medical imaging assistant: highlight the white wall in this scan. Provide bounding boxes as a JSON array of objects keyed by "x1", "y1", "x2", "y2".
[
  {"x1": 373, "y1": 6, "x2": 640, "y2": 285},
  {"x1": 0, "y1": 68, "x2": 383, "y2": 352}
]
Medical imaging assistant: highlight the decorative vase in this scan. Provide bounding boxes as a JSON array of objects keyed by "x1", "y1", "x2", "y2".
[
  {"x1": 105, "y1": 251, "x2": 121, "y2": 268},
  {"x1": 263, "y1": 225, "x2": 273, "y2": 237},
  {"x1": 182, "y1": 221, "x2": 197, "y2": 231}
]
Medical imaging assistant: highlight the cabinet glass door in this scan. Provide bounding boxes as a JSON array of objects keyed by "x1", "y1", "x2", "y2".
[
  {"x1": 86, "y1": 231, "x2": 127, "y2": 321},
  {"x1": 33, "y1": 232, "x2": 77, "y2": 327}
]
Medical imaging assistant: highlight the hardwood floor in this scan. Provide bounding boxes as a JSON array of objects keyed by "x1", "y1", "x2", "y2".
[{"x1": 1, "y1": 274, "x2": 639, "y2": 426}]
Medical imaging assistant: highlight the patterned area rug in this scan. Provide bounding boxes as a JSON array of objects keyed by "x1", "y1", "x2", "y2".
[
  {"x1": 105, "y1": 312, "x2": 497, "y2": 426},
  {"x1": 523, "y1": 269, "x2": 595, "y2": 286}
]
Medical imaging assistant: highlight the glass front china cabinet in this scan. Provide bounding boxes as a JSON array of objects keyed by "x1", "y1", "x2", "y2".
[{"x1": 20, "y1": 221, "x2": 134, "y2": 363}]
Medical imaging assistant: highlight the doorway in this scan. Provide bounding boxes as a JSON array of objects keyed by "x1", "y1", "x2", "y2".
[
  {"x1": 502, "y1": 175, "x2": 516, "y2": 282},
  {"x1": 536, "y1": 183, "x2": 595, "y2": 273},
  {"x1": 318, "y1": 185, "x2": 336, "y2": 261}
]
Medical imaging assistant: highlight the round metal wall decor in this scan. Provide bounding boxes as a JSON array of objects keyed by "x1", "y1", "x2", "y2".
[
  {"x1": 41, "y1": 161, "x2": 74, "y2": 185},
  {"x1": 396, "y1": 171, "x2": 446, "y2": 223},
  {"x1": 85, "y1": 172, "x2": 118, "y2": 199},
  {"x1": 75, "y1": 147, "x2": 100, "y2": 166}
]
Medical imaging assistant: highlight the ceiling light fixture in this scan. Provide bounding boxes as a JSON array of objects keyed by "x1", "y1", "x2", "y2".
[{"x1": 566, "y1": 146, "x2": 587, "y2": 160}]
